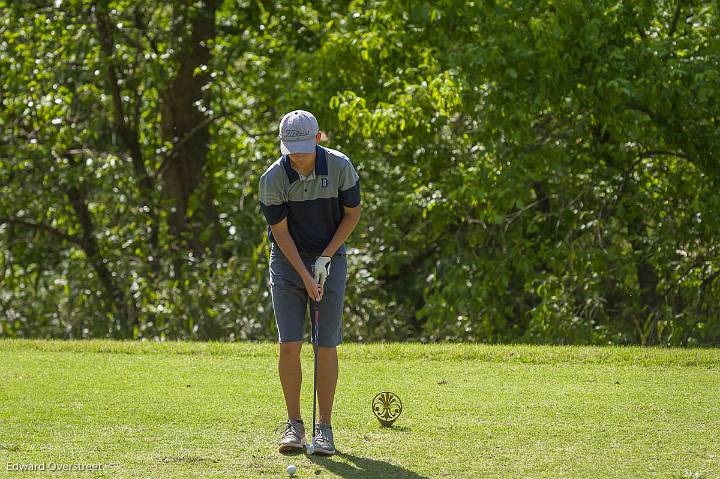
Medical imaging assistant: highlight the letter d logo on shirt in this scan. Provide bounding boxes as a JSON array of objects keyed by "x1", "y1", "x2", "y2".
[{"x1": 321, "y1": 178, "x2": 328, "y2": 188}]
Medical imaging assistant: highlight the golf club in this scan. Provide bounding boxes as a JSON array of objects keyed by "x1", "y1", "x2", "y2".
[{"x1": 307, "y1": 296, "x2": 320, "y2": 454}]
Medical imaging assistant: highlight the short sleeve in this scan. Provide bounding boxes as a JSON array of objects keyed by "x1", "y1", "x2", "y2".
[
  {"x1": 339, "y1": 160, "x2": 361, "y2": 208},
  {"x1": 259, "y1": 173, "x2": 288, "y2": 225}
]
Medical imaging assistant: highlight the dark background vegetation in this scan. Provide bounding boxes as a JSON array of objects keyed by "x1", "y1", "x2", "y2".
[{"x1": 1, "y1": 0, "x2": 719, "y2": 345}]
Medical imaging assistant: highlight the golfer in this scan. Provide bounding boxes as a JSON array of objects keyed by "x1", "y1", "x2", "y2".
[{"x1": 259, "y1": 110, "x2": 361, "y2": 455}]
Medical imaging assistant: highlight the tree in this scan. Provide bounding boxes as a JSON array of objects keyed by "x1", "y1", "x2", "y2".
[{"x1": 1, "y1": 0, "x2": 719, "y2": 344}]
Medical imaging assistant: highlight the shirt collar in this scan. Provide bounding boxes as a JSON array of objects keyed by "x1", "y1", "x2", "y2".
[
  {"x1": 282, "y1": 145, "x2": 328, "y2": 184},
  {"x1": 298, "y1": 169, "x2": 316, "y2": 182}
]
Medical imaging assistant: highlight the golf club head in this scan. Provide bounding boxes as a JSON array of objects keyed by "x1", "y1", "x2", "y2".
[{"x1": 305, "y1": 441, "x2": 315, "y2": 454}]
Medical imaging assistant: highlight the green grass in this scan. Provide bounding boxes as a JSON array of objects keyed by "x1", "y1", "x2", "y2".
[{"x1": 1, "y1": 340, "x2": 719, "y2": 478}]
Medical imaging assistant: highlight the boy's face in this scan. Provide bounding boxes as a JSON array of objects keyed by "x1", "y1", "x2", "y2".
[
  {"x1": 288, "y1": 151, "x2": 314, "y2": 163},
  {"x1": 287, "y1": 132, "x2": 322, "y2": 163}
]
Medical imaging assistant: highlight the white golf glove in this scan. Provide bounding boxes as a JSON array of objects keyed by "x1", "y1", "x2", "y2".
[{"x1": 313, "y1": 256, "x2": 332, "y2": 287}]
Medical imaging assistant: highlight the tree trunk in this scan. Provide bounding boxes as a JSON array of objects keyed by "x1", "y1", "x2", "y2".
[
  {"x1": 160, "y1": 0, "x2": 222, "y2": 258},
  {"x1": 630, "y1": 225, "x2": 661, "y2": 345},
  {"x1": 65, "y1": 183, "x2": 129, "y2": 338},
  {"x1": 94, "y1": 3, "x2": 160, "y2": 274}
]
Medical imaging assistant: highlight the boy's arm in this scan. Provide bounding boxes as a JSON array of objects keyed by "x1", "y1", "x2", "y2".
[
  {"x1": 270, "y1": 218, "x2": 322, "y2": 301},
  {"x1": 321, "y1": 205, "x2": 362, "y2": 257},
  {"x1": 321, "y1": 157, "x2": 362, "y2": 257}
]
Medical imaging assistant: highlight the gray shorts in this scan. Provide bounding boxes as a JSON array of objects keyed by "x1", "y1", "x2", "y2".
[{"x1": 269, "y1": 244, "x2": 347, "y2": 347}]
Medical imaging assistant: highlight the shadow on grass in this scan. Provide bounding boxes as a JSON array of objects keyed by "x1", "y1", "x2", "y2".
[{"x1": 309, "y1": 451, "x2": 430, "y2": 479}]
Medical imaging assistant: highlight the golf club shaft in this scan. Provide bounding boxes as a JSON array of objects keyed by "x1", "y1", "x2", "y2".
[{"x1": 312, "y1": 299, "x2": 319, "y2": 446}]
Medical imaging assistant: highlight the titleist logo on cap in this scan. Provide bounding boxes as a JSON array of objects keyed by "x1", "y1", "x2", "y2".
[{"x1": 283, "y1": 128, "x2": 314, "y2": 139}]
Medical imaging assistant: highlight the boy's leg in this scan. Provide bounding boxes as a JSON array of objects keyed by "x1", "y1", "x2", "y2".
[
  {"x1": 279, "y1": 341, "x2": 303, "y2": 420},
  {"x1": 270, "y1": 246, "x2": 310, "y2": 452},
  {"x1": 277, "y1": 341, "x2": 306, "y2": 452},
  {"x1": 317, "y1": 346, "x2": 338, "y2": 425}
]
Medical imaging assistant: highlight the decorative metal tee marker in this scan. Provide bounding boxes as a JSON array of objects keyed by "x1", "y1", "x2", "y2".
[{"x1": 372, "y1": 392, "x2": 403, "y2": 427}]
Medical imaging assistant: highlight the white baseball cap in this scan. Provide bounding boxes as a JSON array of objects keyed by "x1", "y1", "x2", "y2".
[{"x1": 279, "y1": 110, "x2": 319, "y2": 155}]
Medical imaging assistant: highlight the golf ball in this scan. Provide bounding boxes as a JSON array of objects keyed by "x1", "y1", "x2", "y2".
[{"x1": 287, "y1": 464, "x2": 297, "y2": 476}]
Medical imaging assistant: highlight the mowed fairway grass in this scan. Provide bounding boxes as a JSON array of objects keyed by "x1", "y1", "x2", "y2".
[{"x1": 0, "y1": 340, "x2": 719, "y2": 478}]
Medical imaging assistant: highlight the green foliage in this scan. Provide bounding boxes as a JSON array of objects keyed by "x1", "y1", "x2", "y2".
[{"x1": 1, "y1": 0, "x2": 719, "y2": 344}]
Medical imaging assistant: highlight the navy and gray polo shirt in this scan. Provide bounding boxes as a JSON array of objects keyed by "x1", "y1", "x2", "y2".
[{"x1": 259, "y1": 145, "x2": 361, "y2": 254}]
